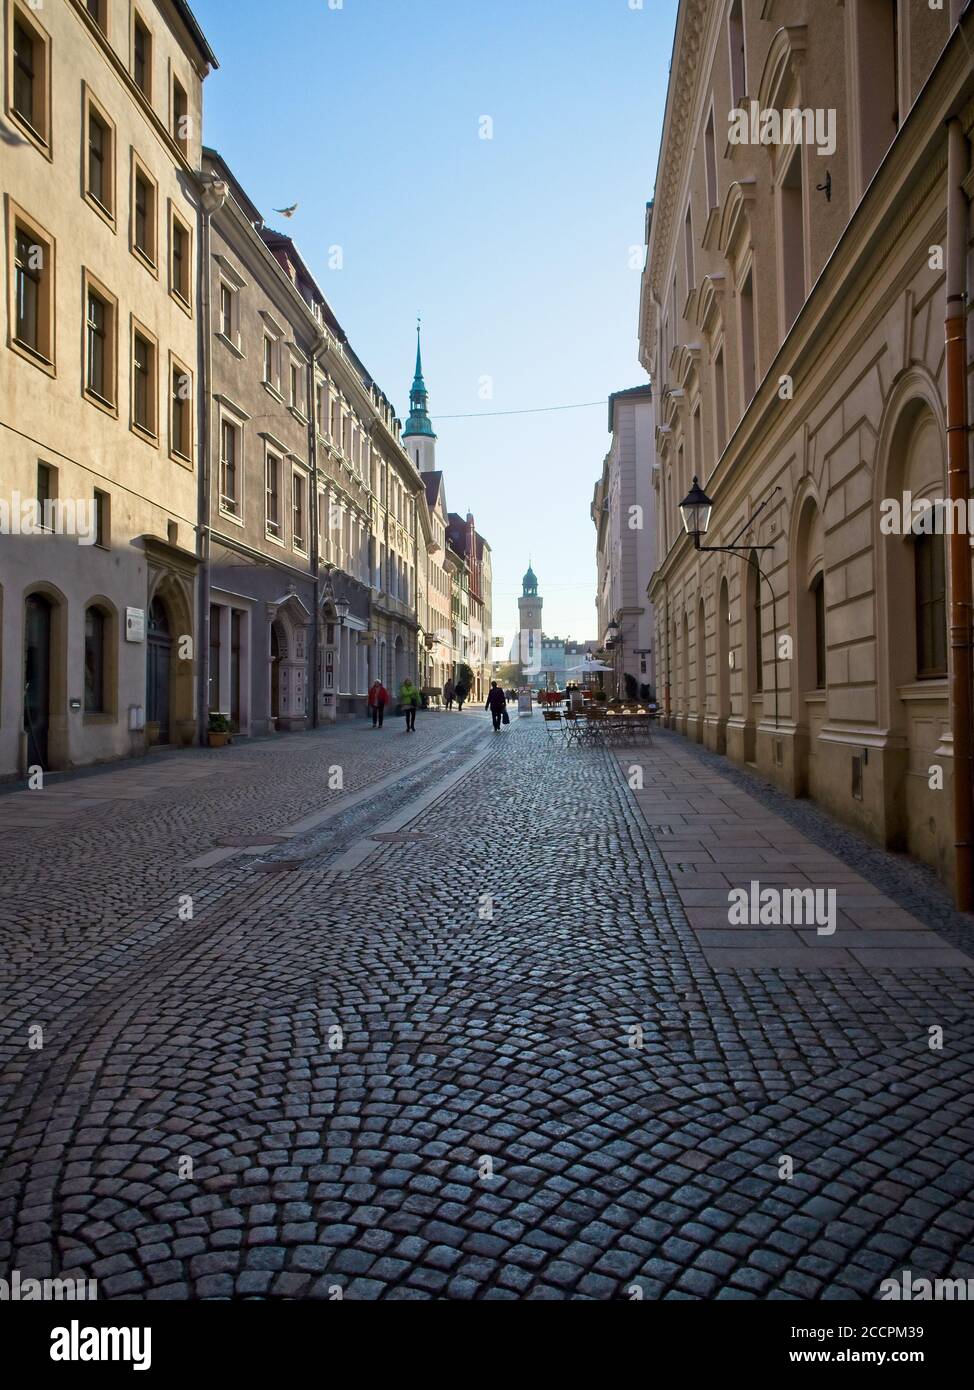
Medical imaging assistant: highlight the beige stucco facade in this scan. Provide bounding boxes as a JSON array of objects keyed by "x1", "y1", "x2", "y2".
[
  {"x1": 642, "y1": 0, "x2": 974, "y2": 890},
  {"x1": 0, "y1": 0, "x2": 215, "y2": 776}
]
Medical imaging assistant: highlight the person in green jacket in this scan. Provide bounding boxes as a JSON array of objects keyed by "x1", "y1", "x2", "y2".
[{"x1": 400, "y1": 679, "x2": 421, "y2": 733}]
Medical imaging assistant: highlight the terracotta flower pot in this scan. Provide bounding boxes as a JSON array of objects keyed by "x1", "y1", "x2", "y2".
[{"x1": 207, "y1": 731, "x2": 230, "y2": 747}]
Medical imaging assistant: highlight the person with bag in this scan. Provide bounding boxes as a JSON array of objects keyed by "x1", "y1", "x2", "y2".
[
  {"x1": 443, "y1": 677, "x2": 455, "y2": 710},
  {"x1": 485, "y1": 681, "x2": 508, "y2": 732},
  {"x1": 367, "y1": 680, "x2": 389, "y2": 728},
  {"x1": 399, "y1": 678, "x2": 421, "y2": 733}
]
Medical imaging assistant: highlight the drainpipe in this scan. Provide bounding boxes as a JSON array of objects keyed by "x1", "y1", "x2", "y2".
[
  {"x1": 946, "y1": 97, "x2": 973, "y2": 910},
  {"x1": 196, "y1": 176, "x2": 228, "y2": 746}
]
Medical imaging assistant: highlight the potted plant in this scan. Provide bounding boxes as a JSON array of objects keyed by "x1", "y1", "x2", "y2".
[{"x1": 207, "y1": 712, "x2": 232, "y2": 747}]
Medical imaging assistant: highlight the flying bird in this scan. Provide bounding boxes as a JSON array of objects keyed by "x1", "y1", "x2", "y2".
[{"x1": 274, "y1": 203, "x2": 298, "y2": 218}]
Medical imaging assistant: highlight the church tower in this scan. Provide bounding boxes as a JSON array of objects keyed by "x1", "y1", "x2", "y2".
[
  {"x1": 516, "y1": 563, "x2": 542, "y2": 679},
  {"x1": 402, "y1": 323, "x2": 437, "y2": 473}
]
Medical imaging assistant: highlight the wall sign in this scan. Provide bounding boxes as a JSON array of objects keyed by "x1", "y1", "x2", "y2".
[{"x1": 125, "y1": 608, "x2": 145, "y2": 643}]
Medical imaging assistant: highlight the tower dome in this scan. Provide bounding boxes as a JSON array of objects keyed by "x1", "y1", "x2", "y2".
[{"x1": 522, "y1": 564, "x2": 538, "y2": 596}]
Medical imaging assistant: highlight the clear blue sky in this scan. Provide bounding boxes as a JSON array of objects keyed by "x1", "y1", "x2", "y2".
[{"x1": 192, "y1": 0, "x2": 677, "y2": 647}]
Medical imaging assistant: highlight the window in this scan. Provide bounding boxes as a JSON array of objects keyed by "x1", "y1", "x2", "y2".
[
  {"x1": 220, "y1": 419, "x2": 240, "y2": 516},
  {"x1": 86, "y1": 104, "x2": 113, "y2": 214},
  {"x1": 170, "y1": 362, "x2": 191, "y2": 459},
  {"x1": 289, "y1": 361, "x2": 298, "y2": 409},
  {"x1": 915, "y1": 532, "x2": 947, "y2": 678},
  {"x1": 855, "y1": 0, "x2": 899, "y2": 193},
  {"x1": 84, "y1": 280, "x2": 116, "y2": 406},
  {"x1": 811, "y1": 572, "x2": 826, "y2": 689},
  {"x1": 714, "y1": 346, "x2": 727, "y2": 456},
  {"x1": 93, "y1": 488, "x2": 109, "y2": 548},
  {"x1": 172, "y1": 76, "x2": 189, "y2": 153},
  {"x1": 220, "y1": 283, "x2": 233, "y2": 337},
  {"x1": 133, "y1": 15, "x2": 151, "y2": 98},
  {"x1": 293, "y1": 472, "x2": 306, "y2": 550},
  {"x1": 704, "y1": 109, "x2": 718, "y2": 211},
  {"x1": 132, "y1": 327, "x2": 156, "y2": 435},
  {"x1": 85, "y1": 0, "x2": 107, "y2": 32},
  {"x1": 132, "y1": 161, "x2": 156, "y2": 265},
  {"x1": 740, "y1": 268, "x2": 757, "y2": 405},
  {"x1": 728, "y1": 0, "x2": 747, "y2": 109},
  {"x1": 780, "y1": 148, "x2": 805, "y2": 333},
  {"x1": 36, "y1": 461, "x2": 55, "y2": 529},
  {"x1": 684, "y1": 205, "x2": 694, "y2": 294},
  {"x1": 262, "y1": 334, "x2": 279, "y2": 390},
  {"x1": 170, "y1": 212, "x2": 190, "y2": 303},
  {"x1": 692, "y1": 406, "x2": 703, "y2": 481},
  {"x1": 13, "y1": 220, "x2": 53, "y2": 363},
  {"x1": 84, "y1": 607, "x2": 106, "y2": 714},
  {"x1": 11, "y1": 6, "x2": 49, "y2": 147},
  {"x1": 265, "y1": 452, "x2": 282, "y2": 538}
]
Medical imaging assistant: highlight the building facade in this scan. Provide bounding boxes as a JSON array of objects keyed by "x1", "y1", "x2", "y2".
[
  {"x1": 1, "y1": 0, "x2": 216, "y2": 776},
  {"x1": 592, "y1": 384, "x2": 657, "y2": 699},
  {"x1": 641, "y1": 0, "x2": 974, "y2": 891}
]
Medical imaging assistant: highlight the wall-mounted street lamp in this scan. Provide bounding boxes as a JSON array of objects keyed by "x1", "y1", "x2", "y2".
[{"x1": 679, "y1": 477, "x2": 782, "y2": 729}]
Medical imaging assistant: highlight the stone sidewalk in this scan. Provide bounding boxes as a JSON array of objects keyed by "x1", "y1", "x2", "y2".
[{"x1": 612, "y1": 731, "x2": 974, "y2": 972}]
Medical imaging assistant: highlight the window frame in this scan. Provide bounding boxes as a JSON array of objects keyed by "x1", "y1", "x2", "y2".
[
  {"x1": 82, "y1": 268, "x2": 118, "y2": 412},
  {"x1": 130, "y1": 151, "x2": 158, "y2": 272},
  {"x1": 93, "y1": 487, "x2": 110, "y2": 549},
  {"x1": 811, "y1": 571, "x2": 827, "y2": 691},
  {"x1": 292, "y1": 467, "x2": 308, "y2": 554},
  {"x1": 131, "y1": 9, "x2": 152, "y2": 102},
  {"x1": 914, "y1": 529, "x2": 948, "y2": 680},
  {"x1": 171, "y1": 71, "x2": 189, "y2": 155},
  {"x1": 218, "y1": 411, "x2": 243, "y2": 523},
  {"x1": 169, "y1": 352, "x2": 193, "y2": 464},
  {"x1": 8, "y1": 1, "x2": 51, "y2": 157},
  {"x1": 264, "y1": 447, "x2": 284, "y2": 543},
  {"x1": 82, "y1": 0, "x2": 109, "y2": 35},
  {"x1": 82, "y1": 85, "x2": 116, "y2": 226},
  {"x1": 9, "y1": 203, "x2": 55, "y2": 373},
  {"x1": 168, "y1": 203, "x2": 192, "y2": 309},
  {"x1": 130, "y1": 317, "x2": 158, "y2": 441}
]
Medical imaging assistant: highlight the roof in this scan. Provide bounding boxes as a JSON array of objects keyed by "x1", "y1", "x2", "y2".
[
  {"x1": 173, "y1": 0, "x2": 219, "y2": 70},
  {"x1": 608, "y1": 382, "x2": 653, "y2": 432},
  {"x1": 423, "y1": 471, "x2": 445, "y2": 510}
]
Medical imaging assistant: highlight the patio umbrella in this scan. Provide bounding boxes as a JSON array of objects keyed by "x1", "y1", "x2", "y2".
[{"x1": 566, "y1": 660, "x2": 613, "y2": 673}]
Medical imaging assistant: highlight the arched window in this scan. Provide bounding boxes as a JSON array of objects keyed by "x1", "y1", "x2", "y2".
[
  {"x1": 914, "y1": 530, "x2": 947, "y2": 679},
  {"x1": 84, "y1": 605, "x2": 106, "y2": 713}
]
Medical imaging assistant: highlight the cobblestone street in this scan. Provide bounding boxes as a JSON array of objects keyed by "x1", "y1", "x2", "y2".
[{"x1": 2, "y1": 711, "x2": 974, "y2": 1301}]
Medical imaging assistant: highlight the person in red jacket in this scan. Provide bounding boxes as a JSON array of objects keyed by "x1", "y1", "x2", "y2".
[
  {"x1": 368, "y1": 680, "x2": 389, "y2": 728},
  {"x1": 485, "y1": 681, "x2": 507, "y2": 732}
]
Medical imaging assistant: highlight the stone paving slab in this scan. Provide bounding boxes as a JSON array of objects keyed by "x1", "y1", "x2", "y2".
[{"x1": 1, "y1": 715, "x2": 973, "y2": 1300}]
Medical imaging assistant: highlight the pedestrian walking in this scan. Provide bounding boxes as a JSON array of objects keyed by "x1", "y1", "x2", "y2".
[
  {"x1": 367, "y1": 680, "x2": 389, "y2": 728},
  {"x1": 443, "y1": 677, "x2": 455, "y2": 710},
  {"x1": 455, "y1": 679, "x2": 469, "y2": 712},
  {"x1": 399, "y1": 678, "x2": 421, "y2": 732},
  {"x1": 485, "y1": 681, "x2": 507, "y2": 732}
]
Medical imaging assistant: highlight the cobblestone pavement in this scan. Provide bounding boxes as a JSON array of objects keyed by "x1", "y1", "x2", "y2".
[{"x1": 2, "y1": 712, "x2": 974, "y2": 1300}]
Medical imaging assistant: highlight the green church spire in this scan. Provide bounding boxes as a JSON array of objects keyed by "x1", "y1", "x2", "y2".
[{"x1": 404, "y1": 320, "x2": 437, "y2": 440}]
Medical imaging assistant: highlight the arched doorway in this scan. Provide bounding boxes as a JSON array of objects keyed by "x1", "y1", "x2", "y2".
[
  {"x1": 793, "y1": 495, "x2": 825, "y2": 796},
  {"x1": 24, "y1": 593, "x2": 53, "y2": 767},
  {"x1": 717, "y1": 577, "x2": 730, "y2": 754},
  {"x1": 146, "y1": 596, "x2": 172, "y2": 744}
]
